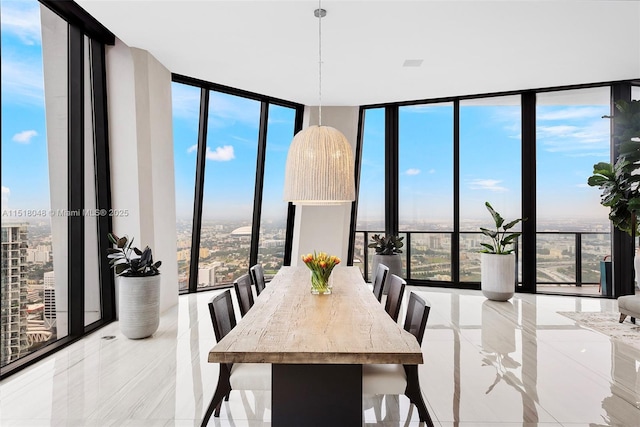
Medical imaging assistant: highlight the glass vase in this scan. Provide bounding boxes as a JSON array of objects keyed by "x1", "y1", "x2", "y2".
[{"x1": 310, "y1": 270, "x2": 332, "y2": 295}]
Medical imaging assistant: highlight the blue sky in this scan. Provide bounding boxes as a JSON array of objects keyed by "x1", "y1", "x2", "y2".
[
  {"x1": 171, "y1": 82, "x2": 296, "y2": 222},
  {"x1": 1, "y1": 0, "x2": 614, "y2": 231},
  {"x1": 1, "y1": 0, "x2": 50, "y2": 213},
  {"x1": 357, "y1": 94, "x2": 611, "y2": 230}
]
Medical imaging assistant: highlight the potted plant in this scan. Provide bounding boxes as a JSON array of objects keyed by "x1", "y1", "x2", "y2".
[
  {"x1": 368, "y1": 234, "x2": 403, "y2": 294},
  {"x1": 479, "y1": 202, "x2": 526, "y2": 301},
  {"x1": 587, "y1": 99, "x2": 640, "y2": 291},
  {"x1": 107, "y1": 233, "x2": 162, "y2": 339}
]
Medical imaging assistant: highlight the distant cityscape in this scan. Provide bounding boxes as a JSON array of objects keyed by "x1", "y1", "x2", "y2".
[
  {"x1": 1, "y1": 216, "x2": 612, "y2": 368},
  {"x1": 177, "y1": 219, "x2": 287, "y2": 291}
]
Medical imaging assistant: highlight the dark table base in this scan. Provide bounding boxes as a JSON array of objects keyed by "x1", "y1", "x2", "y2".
[{"x1": 272, "y1": 364, "x2": 362, "y2": 426}]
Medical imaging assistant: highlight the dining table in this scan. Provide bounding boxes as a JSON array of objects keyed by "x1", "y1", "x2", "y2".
[{"x1": 207, "y1": 265, "x2": 424, "y2": 426}]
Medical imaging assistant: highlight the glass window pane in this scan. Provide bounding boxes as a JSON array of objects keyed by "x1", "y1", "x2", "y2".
[
  {"x1": 357, "y1": 108, "x2": 385, "y2": 231},
  {"x1": 172, "y1": 82, "x2": 200, "y2": 291},
  {"x1": 1, "y1": 1, "x2": 68, "y2": 367},
  {"x1": 259, "y1": 105, "x2": 295, "y2": 280},
  {"x1": 581, "y1": 233, "x2": 611, "y2": 284},
  {"x1": 353, "y1": 231, "x2": 366, "y2": 277},
  {"x1": 198, "y1": 92, "x2": 260, "y2": 288},
  {"x1": 410, "y1": 232, "x2": 452, "y2": 281},
  {"x1": 536, "y1": 88, "x2": 611, "y2": 230},
  {"x1": 84, "y1": 36, "x2": 100, "y2": 326},
  {"x1": 459, "y1": 233, "x2": 482, "y2": 282},
  {"x1": 459, "y1": 96, "x2": 521, "y2": 281},
  {"x1": 536, "y1": 88, "x2": 610, "y2": 294},
  {"x1": 399, "y1": 103, "x2": 453, "y2": 231}
]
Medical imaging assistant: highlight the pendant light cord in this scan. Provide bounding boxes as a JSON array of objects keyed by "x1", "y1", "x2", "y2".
[{"x1": 318, "y1": 0, "x2": 322, "y2": 126}]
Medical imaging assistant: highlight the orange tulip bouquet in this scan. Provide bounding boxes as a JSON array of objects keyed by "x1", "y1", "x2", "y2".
[{"x1": 301, "y1": 251, "x2": 341, "y2": 295}]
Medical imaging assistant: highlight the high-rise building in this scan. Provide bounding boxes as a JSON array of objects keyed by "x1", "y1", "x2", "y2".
[
  {"x1": 43, "y1": 271, "x2": 56, "y2": 330},
  {"x1": 198, "y1": 266, "x2": 216, "y2": 287},
  {"x1": 1, "y1": 222, "x2": 30, "y2": 367}
]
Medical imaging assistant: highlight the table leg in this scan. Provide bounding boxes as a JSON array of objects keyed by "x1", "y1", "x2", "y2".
[{"x1": 272, "y1": 364, "x2": 362, "y2": 426}]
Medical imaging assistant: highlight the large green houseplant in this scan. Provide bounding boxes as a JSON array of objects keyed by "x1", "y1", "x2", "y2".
[
  {"x1": 368, "y1": 234, "x2": 403, "y2": 294},
  {"x1": 108, "y1": 233, "x2": 162, "y2": 339},
  {"x1": 587, "y1": 100, "x2": 640, "y2": 290},
  {"x1": 479, "y1": 202, "x2": 526, "y2": 301},
  {"x1": 587, "y1": 100, "x2": 640, "y2": 237}
]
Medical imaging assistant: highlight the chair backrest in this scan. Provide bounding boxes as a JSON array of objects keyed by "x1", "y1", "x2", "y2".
[
  {"x1": 403, "y1": 292, "x2": 430, "y2": 345},
  {"x1": 372, "y1": 263, "x2": 389, "y2": 302},
  {"x1": 208, "y1": 290, "x2": 237, "y2": 342},
  {"x1": 250, "y1": 264, "x2": 266, "y2": 296},
  {"x1": 234, "y1": 273, "x2": 254, "y2": 317},
  {"x1": 384, "y1": 274, "x2": 406, "y2": 322}
]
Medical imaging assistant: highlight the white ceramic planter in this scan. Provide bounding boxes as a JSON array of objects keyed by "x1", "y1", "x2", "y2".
[
  {"x1": 481, "y1": 253, "x2": 515, "y2": 301},
  {"x1": 118, "y1": 275, "x2": 160, "y2": 339},
  {"x1": 371, "y1": 254, "x2": 402, "y2": 294}
]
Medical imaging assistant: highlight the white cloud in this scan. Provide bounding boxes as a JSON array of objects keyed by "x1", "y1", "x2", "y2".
[
  {"x1": 402, "y1": 105, "x2": 445, "y2": 114},
  {"x1": 187, "y1": 144, "x2": 198, "y2": 153},
  {"x1": 171, "y1": 83, "x2": 200, "y2": 120},
  {"x1": 208, "y1": 92, "x2": 261, "y2": 128},
  {"x1": 405, "y1": 168, "x2": 421, "y2": 176},
  {"x1": 538, "y1": 107, "x2": 606, "y2": 121},
  {"x1": 1, "y1": 57, "x2": 44, "y2": 105},
  {"x1": 0, "y1": 1, "x2": 41, "y2": 46},
  {"x1": 12, "y1": 130, "x2": 37, "y2": 144},
  {"x1": 538, "y1": 120, "x2": 609, "y2": 154},
  {"x1": 206, "y1": 145, "x2": 235, "y2": 161},
  {"x1": 428, "y1": 169, "x2": 436, "y2": 174},
  {"x1": 468, "y1": 179, "x2": 508, "y2": 192}
]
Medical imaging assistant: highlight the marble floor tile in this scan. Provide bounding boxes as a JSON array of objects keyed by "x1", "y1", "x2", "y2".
[{"x1": 1, "y1": 287, "x2": 640, "y2": 426}]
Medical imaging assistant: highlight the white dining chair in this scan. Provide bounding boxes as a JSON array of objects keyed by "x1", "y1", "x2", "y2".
[
  {"x1": 202, "y1": 290, "x2": 271, "y2": 426},
  {"x1": 362, "y1": 292, "x2": 434, "y2": 426}
]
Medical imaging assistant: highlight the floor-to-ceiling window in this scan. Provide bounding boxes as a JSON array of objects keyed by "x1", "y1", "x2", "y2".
[
  {"x1": 353, "y1": 81, "x2": 634, "y2": 296},
  {"x1": 399, "y1": 103, "x2": 454, "y2": 282},
  {"x1": 536, "y1": 87, "x2": 611, "y2": 295},
  {"x1": 0, "y1": 0, "x2": 114, "y2": 377},
  {"x1": 259, "y1": 105, "x2": 297, "y2": 280},
  {"x1": 459, "y1": 96, "x2": 522, "y2": 284},
  {"x1": 198, "y1": 92, "x2": 260, "y2": 288},
  {"x1": 354, "y1": 108, "x2": 385, "y2": 281},
  {"x1": 172, "y1": 82, "x2": 200, "y2": 292},
  {"x1": 171, "y1": 76, "x2": 303, "y2": 293}
]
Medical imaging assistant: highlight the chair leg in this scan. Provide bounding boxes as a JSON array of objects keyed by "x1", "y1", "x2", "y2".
[
  {"x1": 201, "y1": 364, "x2": 232, "y2": 426},
  {"x1": 403, "y1": 365, "x2": 435, "y2": 427},
  {"x1": 619, "y1": 313, "x2": 627, "y2": 323}
]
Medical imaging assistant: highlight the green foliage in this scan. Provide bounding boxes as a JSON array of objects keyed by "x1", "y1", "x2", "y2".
[
  {"x1": 587, "y1": 99, "x2": 640, "y2": 236},
  {"x1": 479, "y1": 202, "x2": 526, "y2": 254},
  {"x1": 368, "y1": 234, "x2": 404, "y2": 255},
  {"x1": 107, "y1": 233, "x2": 161, "y2": 277}
]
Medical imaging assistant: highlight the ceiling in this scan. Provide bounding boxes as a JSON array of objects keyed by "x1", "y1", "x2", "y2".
[{"x1": 76, "y1": 0, "x2": 640, "y2": 106}]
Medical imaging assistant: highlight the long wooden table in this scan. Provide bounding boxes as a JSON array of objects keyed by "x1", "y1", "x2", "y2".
[{"x1": 208, "y1": 266, "x2": 423, "y2": 425}]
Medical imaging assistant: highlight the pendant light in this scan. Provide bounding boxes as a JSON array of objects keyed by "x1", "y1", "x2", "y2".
[{"x1": 283, "y1": 4, "x2": 356, "y2": 205}]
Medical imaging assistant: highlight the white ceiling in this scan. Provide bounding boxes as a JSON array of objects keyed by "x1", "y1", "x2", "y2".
[{"x1": 76, "y1": 0, "x2": 640, "y2": 106}]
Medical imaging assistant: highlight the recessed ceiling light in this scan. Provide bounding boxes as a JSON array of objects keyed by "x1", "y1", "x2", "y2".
[{"x1": 403, "y1": 59, "x2": 423, "y2": 67}]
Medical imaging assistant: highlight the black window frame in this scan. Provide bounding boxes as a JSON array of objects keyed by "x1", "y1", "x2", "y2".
[
  {"x1": 171, "y1": 74, "x2": 304, "y2": 294},
  {"x1": 1, "y1": 0, "x2": 116, "y2": 379},
  {"x1": 351, "y1": 79, "x2": 640, "y2": 298}
]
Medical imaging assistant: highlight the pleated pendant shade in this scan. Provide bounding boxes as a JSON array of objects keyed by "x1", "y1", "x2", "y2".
[{"x1": 283, "y1": 125, "x2": 355, "y2": 205}]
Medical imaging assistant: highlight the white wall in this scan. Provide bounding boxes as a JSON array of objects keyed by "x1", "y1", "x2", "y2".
[
  {"x1": 106, "y1": 40, "x2": 178, "y2": 313},
  {"x1": 291, "y1": 106, "x2": 359, "y2": 265}
]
